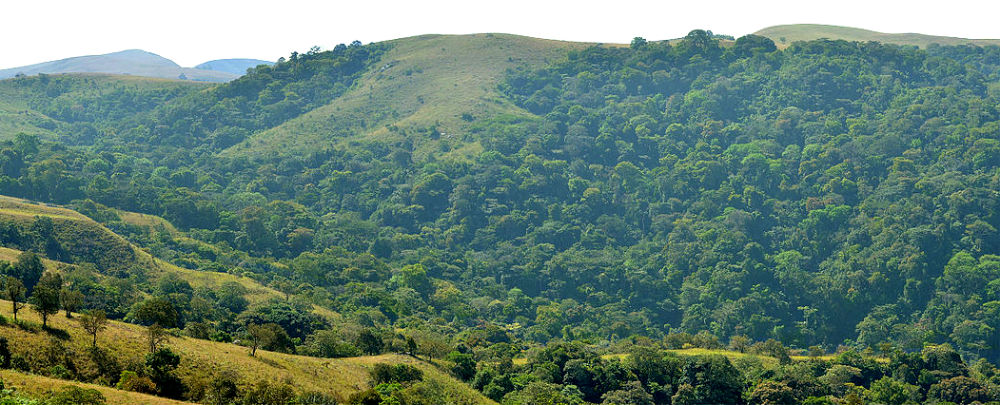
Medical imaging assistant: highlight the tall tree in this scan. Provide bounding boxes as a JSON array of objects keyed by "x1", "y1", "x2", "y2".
[
  {"x1": 78, "y1": 310, "x2": 108, "y2": 347},
  {"x1": 245, "y1": 323, "x2": 274, "y2": 357},
  {"x1": 60, "y1": 289, "x2": 84, "y2": 318},
  {"x1": 3, "y1": 276, "x2": 26, "y2": 322},
  {"x1": 29, "y1": 272, "x2": 61, "y2": 328},
  {"x1": 147, "y1": 323, "x2": 168, "y2": 354}
]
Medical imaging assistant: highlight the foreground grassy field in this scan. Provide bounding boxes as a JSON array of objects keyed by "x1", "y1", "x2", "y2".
[
  {"x1": 0, "y1": 370, "x2": 193, "y2": 405},
  {"x1": 756, "y1": 24, "x2": 1000, "y2": 48},
  {"x1": 0, "y1": 300, "x2": 493, "y2": 404}
]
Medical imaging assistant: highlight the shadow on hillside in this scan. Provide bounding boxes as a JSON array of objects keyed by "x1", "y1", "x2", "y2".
[
  {"x1": 7, "y1": 318, "x2": 42, "y2": 333},
  {"x1": 2, "y1": 317, "x2": 71, "y2": 340},
  {"x1": 42, "y1": 326, "x2": 70, "y2": 340}
]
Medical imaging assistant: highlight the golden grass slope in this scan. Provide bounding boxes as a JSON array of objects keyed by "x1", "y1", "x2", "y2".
[
  {"x1": 221, "y1": 33, "x2": 593, "y2": 162},
  {"x1": 756, "y1": 24, "x2": 1000, "y2": 48},
  {"x1": 0, "y1": 300, "x2": 493, "y2": 404},
  {"x1": 0, "y1": 370, "x2": 193, "y2": 405}
]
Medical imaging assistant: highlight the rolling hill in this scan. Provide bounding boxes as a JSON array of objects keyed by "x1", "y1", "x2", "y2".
[
  {"x1": 222, "y1": 33, "x2": 596, "y2": 160},
  {"x1": 756, "y1": 24, "x2": 1000, "y2": 48},
  {"x1": 0, "y1": 50, "x2": 238, "y2": 82}
]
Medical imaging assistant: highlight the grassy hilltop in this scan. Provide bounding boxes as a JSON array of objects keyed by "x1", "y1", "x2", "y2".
[{"x1": 223, "y1": 33, "x2": 593, "y2": 161}]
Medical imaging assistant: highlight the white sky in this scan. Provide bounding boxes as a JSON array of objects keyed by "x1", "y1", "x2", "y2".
[{"x1": 1, "y1": 0, "x2": 998, "y2": 69}]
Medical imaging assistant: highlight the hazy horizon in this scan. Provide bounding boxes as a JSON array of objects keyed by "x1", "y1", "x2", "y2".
[{"x1": 2, "y1": 0, "x2": 1000, "y2": 70}]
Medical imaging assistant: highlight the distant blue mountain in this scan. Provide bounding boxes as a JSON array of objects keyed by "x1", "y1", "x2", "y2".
[
  {"x1": 0, "y1": 50, "x2": 240, "y2": 82},
  {"x1": 195, "y1": 59, "x2": 273, "y2": 75}
]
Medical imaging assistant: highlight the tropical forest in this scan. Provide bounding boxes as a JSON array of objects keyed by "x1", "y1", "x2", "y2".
[{"x1": 0, "y1": 23, "x2": 999, "y2": 405}]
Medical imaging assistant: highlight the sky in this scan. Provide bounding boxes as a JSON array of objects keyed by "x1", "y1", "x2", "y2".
[{"x1": 2, "y1": 0, "x2": 999, "y2": 69}]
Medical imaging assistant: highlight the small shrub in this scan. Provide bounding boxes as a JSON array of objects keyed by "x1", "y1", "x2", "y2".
[
  {"x1": 116, "y1": 370, "x2": 157, "y2": 394},
  {"x1": 347, "y1": 388, "x2": 381, "y2": 405},
  {"x1": 239, "y1": 380, "x2": 295, "y2": 405},
  {"x1": 10, "y1": 354, "x2": 29, "y2": 372},
  {"x1": 47, "y1": 386, "x2": 106, "y2": 405},
  {"x1": 47, "y1": 364, "x2": 71, "y2": 380},
  {"x1": 370, "y1": 363, "x2": 423, "y2": 385},
  {"x1": 205, "y1": 371, "x2": 240, "y2": 405}
]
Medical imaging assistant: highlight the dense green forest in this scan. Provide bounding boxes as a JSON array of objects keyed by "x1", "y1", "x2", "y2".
[{"x1": 2, "y1": 30, "x2": 1000, "y2": 403}]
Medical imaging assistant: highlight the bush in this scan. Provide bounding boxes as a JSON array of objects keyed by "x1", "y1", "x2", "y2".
[
  {"x1": 47, "y1": 386, "x2": 106, "y2": 405},
  {"x1": 205, "y1": 371, "x2": 240, "y2": 405},
  {"x1": 116, "y1": 370, "x2": 157, "y2": 394},
  {"x1": 239, "y1": 380, "x2": 296, "y2": 405},
  {"x1": 447, "y1": 351, "x2": 476, "y2": 381},
  {"x1": 347, "y1": 388, "x2": 381, "y2": 405},
  {"x1": 371, "y1": 363, "x2": 424, "y2": 385}
]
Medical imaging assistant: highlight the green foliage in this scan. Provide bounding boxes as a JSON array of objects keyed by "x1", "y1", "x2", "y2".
[
  {"x1": 28, "y1": 272, "x2": 60, "y2": 327},
  {"x1": 356, "y1": 329, "x2": 384, "y2": 356},
  {"x1": 238, "y1": 380, "x2": 295, "y2": 405},
  {"x1": 371, "y1": 363, "x2": 424, "y2": 385},
  {"x1": 448, "y1": 351, "x2": 477, "y2": 381},
  {"x1": 865, "y1": 376, "x2": 919, "y2": 405},
  {"x1": 45, "y1": 386, "x2": 105, "y2": 405},
  {"x1": 132, "y1": 297, "x2": 179, "y2": 328},
  {"x1": 7, "y1": 253, "x2": 42, "y2": 293}
]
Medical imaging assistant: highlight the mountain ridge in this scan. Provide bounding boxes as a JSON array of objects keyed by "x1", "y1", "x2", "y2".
[{"x1": 0, "y1": 49, "x2": 241, "y2": 82}]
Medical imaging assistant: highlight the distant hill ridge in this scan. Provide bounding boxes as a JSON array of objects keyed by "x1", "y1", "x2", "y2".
[
  {"x1": 0, "y1": 49, "x2": 269, "y2": 82},
  {"x1": 195, "y1": 58, "x2": 273, "y2": 75},
  {"x1": 755, "y1": 24, "x2": 1000, "y2": 48}
]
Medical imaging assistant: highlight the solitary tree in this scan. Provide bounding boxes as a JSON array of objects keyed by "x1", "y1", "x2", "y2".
[
  {"x1": 29, "y1": 272, "x2": 62, "y2": 328},
  {"x1": 60, "y1": 289, "x2": 84, "y2": 318},
  {"x1": 245, "y1": 323, "x2": 275, "y2": 357},
  {"x1": 3, "y1": 276, "x2": 26, "y2": 322},
  {"x1": 147, "y1": 323, "x2": 169, "y2": 354},
  {"x1": 78, "y1": 310, "x2": 108, "y2": 347}
]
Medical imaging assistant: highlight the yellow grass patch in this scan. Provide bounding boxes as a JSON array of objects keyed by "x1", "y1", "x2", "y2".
[{"x1": 0, "y1": 370, "x2": 193, "y2": 405}]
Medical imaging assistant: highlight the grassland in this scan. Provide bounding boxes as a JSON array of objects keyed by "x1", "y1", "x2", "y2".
[
  {"x1": 0, "y1": 370, "x2": 193, "y2": 405},
  {"x1": 0, "y1": 299, "x2": 492, "y2": 404},
  {"x1": 222, "y1": 33, "x2": 592, "y2": 162},
  {"x1": 756, "y1": 24, "x2": 1000, "y2": 48}
]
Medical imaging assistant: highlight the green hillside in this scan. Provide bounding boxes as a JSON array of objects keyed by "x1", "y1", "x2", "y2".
[
  {"x1": 223, "y1": 33, "x2": 590, "y2": 160},
  {"x1": 0, "y1": 73, "x2": 208, "y2": 142},
  {"x1": 756, "y1": 24, "x2": 1000, "y2": 48}
]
